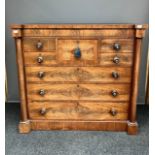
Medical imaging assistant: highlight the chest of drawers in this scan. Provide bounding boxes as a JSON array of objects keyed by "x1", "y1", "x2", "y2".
[{"x1": 11, "y1": 24, "x2": 147, "y2": 134}]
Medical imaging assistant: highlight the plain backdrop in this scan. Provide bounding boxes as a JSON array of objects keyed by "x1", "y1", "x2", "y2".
[{"x1": 5, "y1": 0, "x2": 149, "y2": 103}]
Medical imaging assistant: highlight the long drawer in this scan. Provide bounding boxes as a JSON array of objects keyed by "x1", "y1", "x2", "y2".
[
  {"x1": 25, "y1": 67, "x2": 132, "y2": 83},
  {"x1": 28, "y1": 101, "x2": 129, "y2": 120},
  {"x1": 27, "y1": 83, "x2": 130, "y2": 101},
  {"x1": 24, "y1": 52, "x2": 133, "y2": 66}
]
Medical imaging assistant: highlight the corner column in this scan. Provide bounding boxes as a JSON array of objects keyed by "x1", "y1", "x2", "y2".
[
  {"x1": 12, "y1": 29, "x2": 31, "y2": 133},
  {"x1": 128, "y1": 25, "x2": 147, "y2": 135}
]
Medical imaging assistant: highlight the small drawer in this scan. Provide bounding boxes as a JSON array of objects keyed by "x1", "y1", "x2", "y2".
[
  {"x1": 100, "y1": 53, "x2": 133, "y2": 66},
  {"x1": 27, "y1": 83, "x2": 130, "y2": 101},
  {"x1": 100, "y1": 39, "x2": 134, "y2": 53},
  {"x1": 25, "y1": 66, "x2": 132, "y2": 83},
  {"x1": 23, "y1": 38, "x2": 56, "y2": 52},
  {"x1": 24, "y1": 52, "x2": 57, "y2": 65},
  {"x1": 28, "y1": 101, "x2": 129, "y2": 120},
  {"x1": 57, "y1": 39, "x2": 98, "y2": 65}
]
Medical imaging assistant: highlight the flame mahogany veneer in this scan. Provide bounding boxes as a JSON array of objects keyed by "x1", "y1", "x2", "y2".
[{"x1": 11, "y1": 24, "x2": 148, "y2": 134}]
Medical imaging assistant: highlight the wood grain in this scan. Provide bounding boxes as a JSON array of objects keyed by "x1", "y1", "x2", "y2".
[
  {"x1": 30, "y1": 120, "x2": 128, "y2": 131},
  {"x1": 22, "y1": 29, "x2": 135, "y2": 38},
  {"x1": 15, "y1": 38, "x2": 28, "y2": 122},
  {"x1": 28, "y1": 101, "x2": 128, "y2": 120},
  {"x1": 24, "y1": 52, "x2": 133, "y2": 66},
  {"x1": 27, "y1": 83, "x2": 130, "y2": 101},
  {"x1": 127, "y1": 122, "x2": 138, "y2": 135},
  {"x1": 11, "y1": 24, "x2": 142, "y2": 29},
  {"x1": 24, "y1": 52, "x2": 57, "y2": 65},
  {"x1": 19, "y1": 121, "x2": 31, "y2": 133},
  {"x1": 100, "y1": 53, "x2": 133, "y2": 66},
  {"x1": 25, "y1": 67, "x2": 132, "y2": 83},
  {"x1": 23, "y1": 38, "x2": 56, "y2": 52},
  {"x1": 11, "y1": 24, "x2": 148, "y2": 134},
  {"x1": 100, "y1": 39, "x2": 134, "y2": 53},
  {"x1": 129, "y1": 36, "x2": 143, "y2": 122},
  {"x1": 57, "y1": 39, "x2": 98, "y2": 65}
]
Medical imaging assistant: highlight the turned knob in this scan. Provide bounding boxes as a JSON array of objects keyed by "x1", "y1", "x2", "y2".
[
  {"x1": 110, "y1": 108, "x2": 117, "y2": 116},
  {"x1": 37, "y1": 56, "x2": 43, "y2": 64},
  {"x1": 39, "y1": 89, "x2": 46, "y2": 96},
  {"x1": 38, "y1": 71, "x2": 45, "y2": 78},
  {"x1": 113, "y1": 56, "x2": 120, "y2": 64},
  {"x1": 40, "y1": 108, "x2": 46, "y2": 115},
  {"x1": 112, "y1": 72, "x2": 119, "y2": 79},
  {"x1": 113, "y1": 43, "x2": 121, "y2": 51},
  {"x1": 36, "y1": 41, "x2": 43, "y2": 50},
  {"x1": 111, "y1": 90, "x2": 118, "y2": 97}
]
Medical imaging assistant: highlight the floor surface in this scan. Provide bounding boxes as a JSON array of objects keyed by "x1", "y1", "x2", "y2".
[{"x1": 5, "y1": 103, "x2": 149, "y2": 155}]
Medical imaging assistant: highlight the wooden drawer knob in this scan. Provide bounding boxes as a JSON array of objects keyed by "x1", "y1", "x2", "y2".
[
  {"x1": 112, "y1": 72, "x2": 119, "y2": 79},
  {"x1": 110, "y1": 108, "x2": 117, "y2": 116},
  {"x1": 40, "y1": 108, "x2": 46, "y2": 115},
  {"x1": 39, "y1": 89, "x2": 46, "y2": 96},
  {"x1": 36, "y1": 41, "x2": 43, "y2": 50},
  {"x1": 111, "y1": 90, "x2": 118, "y2": 97},
  {"x1": 113, "y1": 56, "x2": 120, "y2": 64},
  {"x1": 38, "y1": 71, "x2": 45, "y2": 78},
  {"x1": 113, "y1": 43, "x2": 121, "y2": 51},
  {"x1": 37, "y1": 56, "x2": 43, "y2": 64}
]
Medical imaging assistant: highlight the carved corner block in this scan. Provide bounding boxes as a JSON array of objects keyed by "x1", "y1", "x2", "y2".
[
  {"x1": 12, "y1": 29, "x2": 22, "y2": 38},
  {"x1": 127, "y1": 121, "x2": 138, "y2": 135},
  {"x1": 135, "y1": 29, "x2": 146, "y2": 38},
  {"x1": 19, "y1": 121, "x2": 31, "y2": 133},
  {"x1": 135, "y1": 25, "x2": 147, "y2": 38}
]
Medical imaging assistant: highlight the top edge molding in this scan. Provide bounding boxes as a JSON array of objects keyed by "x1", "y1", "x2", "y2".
[{"x1": 10, "y1": 24, "x2": 148, "y2": 29}]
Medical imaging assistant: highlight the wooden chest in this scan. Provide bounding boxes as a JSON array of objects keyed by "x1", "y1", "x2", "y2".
[{"x1": 11, "y1": 24, "x2": 147, "y2": 134}]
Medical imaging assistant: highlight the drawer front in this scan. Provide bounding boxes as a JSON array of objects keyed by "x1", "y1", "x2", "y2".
[
  {"x1": 100, "y1": 39, "x2": 134, "y2": 53},
  {"x1": 24, "y1": 52, "x2": 57, "y2": 65},
  {"x1": 100, "y1": 53, "x2": 133, "y2": 66},
  {"x1": 28, "y1": 101, "x2": 128, "y2": 120},
  {"x1": 27, "y1": 84, "x2": 130, "y2": 101},
  {"x1": 24, "y1": 52, "x2": 133, "y2": 66},
  {"x1": 25, "y1": 67, "x2": 132, "y2": 83},
  {"x1": 23, "y1": 29, "x2": 134, "y2": 38},
  {"x1": 23, "y1": 38, "x2": 56, "y2": 52},
  {"x1": 57, "y1": 39, "x2": 98, "y2": 65}
]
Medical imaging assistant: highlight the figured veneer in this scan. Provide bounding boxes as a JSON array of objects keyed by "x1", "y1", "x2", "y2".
[
  {"x1": 11, "y1": 24, "x2": 148, "y2": 134},
  {"x1": 27, "y1": 83, "x2": 130, "y2": 101},
  {"x1": 28, "y1": 101, "x2": 128, "y2": 120},
  {"x1": 23, "y1": 38, "x2": 56, "y2": 52},
  {"x1": 25, "y1": 67, "x2": 132, "y2": 83}
]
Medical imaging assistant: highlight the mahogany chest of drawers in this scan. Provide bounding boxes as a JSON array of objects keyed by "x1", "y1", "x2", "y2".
[{"x1": 11, "y1": 24, "x2": 147, "y2": 134}]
